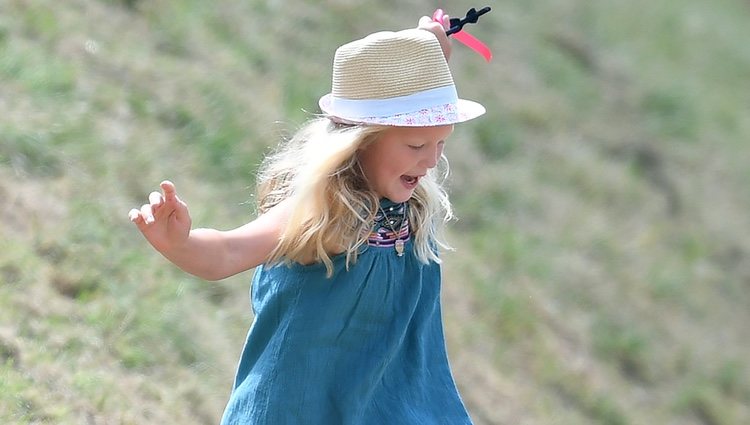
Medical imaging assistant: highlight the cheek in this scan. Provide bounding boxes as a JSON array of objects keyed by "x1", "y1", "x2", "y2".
[
  {"x1": 357, "y1": 147, "x2": 378, "y2": 178},
  {"x1": 385, "y1": 156, "x2": 412, "y2": 177},
  {"x1": 359, "y1": 151, "x2": 390, "y2": 186},
  {"x1": 358, "y1": 141, "x2": 416, "y2": 184}
]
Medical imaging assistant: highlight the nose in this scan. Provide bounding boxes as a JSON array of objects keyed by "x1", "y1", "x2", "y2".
[{"x1": 420, "y1": 143, "x2": 443, "y2": 169}]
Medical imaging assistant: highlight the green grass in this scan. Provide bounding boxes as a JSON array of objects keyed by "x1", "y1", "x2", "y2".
[{"x1": 1, "y1": 0, "x2": 750, "y2": 423}]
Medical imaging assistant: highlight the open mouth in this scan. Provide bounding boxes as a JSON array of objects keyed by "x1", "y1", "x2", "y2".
[{"x1": 401, "y1": 175, "x2": 420, "y2": 187}]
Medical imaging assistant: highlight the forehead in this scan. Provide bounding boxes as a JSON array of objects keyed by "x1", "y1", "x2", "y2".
[{"x1": 380, "y1": 125, "x2": 454, "y2": 142}]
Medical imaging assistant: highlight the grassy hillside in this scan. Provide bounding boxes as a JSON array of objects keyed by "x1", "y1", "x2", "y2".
[{"x1": 1, "y1": 0, "x2": 749, "y2": 424}]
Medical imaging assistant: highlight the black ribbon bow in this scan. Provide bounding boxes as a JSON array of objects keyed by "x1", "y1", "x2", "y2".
[{"x1": 446, "y1": 6, "x2": 492, "y2": 36}]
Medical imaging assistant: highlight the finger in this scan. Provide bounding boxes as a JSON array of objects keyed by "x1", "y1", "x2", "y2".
[
  {"x1": 129, "y1": 208, "x2": 151, "y2": 234},
  {"x1": 419, "y1": 16, "x2": 444, "y2": 33},
  {"x1": 161, "y1": 180, "x2": 190, "y2": 221},
  {"x1": 141, "y1": 203, "x2": 155, "y2": 224},
  {"x1": 419, "y1": 15, "x2": 433, "y2": 28},
  {"x1": 148, "y1": 192, "x2": 164, "y2": 207},
  {"x1": 148, "y1": 191, "x2": 165, "y2": 219},
  {"x1": 441, "y1": 14, "x2": 450, "y2": 30},
  {"x1": 128, "y1": 208, "x2": 142, "y2": 223},
  {"x1": 161, "y1": 180, "x2": 178, "y2": 203}
]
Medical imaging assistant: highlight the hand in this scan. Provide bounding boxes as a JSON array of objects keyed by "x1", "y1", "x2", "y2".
[
  {"x1": 418, "y1": 14, "x2": 451, "y2": 61},
  {"x1": 128, "y1": 180, "x2": 192, "y2": 254}
]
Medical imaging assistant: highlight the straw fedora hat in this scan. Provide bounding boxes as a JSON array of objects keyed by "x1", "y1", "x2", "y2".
[{"x1": 318, "y1": 28, "x2": 485, "y2": 126}]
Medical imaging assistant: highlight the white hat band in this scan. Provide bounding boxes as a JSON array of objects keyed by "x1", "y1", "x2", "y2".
[{"x1": 328, "y1": 85, "x2": 458, "y2": 120}]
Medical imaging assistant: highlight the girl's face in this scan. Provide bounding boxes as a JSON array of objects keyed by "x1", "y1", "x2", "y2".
[{"x1": 358, "y1": 125, "x2": 453, "y2": 203}]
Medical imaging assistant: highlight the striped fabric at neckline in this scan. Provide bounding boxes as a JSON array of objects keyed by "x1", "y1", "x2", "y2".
[{"x1": 367, "y1": 201, "x2": 410, "y2": 248}]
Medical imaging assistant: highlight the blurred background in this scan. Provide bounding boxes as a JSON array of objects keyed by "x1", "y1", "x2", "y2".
[{"x1": 1, "y1": 0, "x2": 749, "y2": 424}]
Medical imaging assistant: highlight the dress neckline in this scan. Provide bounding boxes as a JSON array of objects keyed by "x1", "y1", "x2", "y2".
[{"x1": 369, "y1": 199, "x2": 410, "y2": 250}]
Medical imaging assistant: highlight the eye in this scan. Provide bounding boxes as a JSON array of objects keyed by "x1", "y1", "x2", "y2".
[{"x1": 408, "y1": 144, "x2": 425, "y2": 150}]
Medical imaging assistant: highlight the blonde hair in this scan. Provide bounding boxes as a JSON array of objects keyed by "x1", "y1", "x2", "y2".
[{"x1": 257, "y1": 118, "x2": 453, "y2": 277}]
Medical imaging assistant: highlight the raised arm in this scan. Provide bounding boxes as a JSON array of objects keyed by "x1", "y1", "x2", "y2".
[{"x1": 129, "y1": 181, "x2": 287, "y2": 281}]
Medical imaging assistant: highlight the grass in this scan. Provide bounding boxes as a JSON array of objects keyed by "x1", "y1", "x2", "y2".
[{"x1": 1, "y1": 0, "x2": 750, "y2": 423}]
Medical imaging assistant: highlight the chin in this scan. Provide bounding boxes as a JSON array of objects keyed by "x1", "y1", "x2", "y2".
[{"x1": 386, "y1": 191, "x2": 414, "y2": 203}]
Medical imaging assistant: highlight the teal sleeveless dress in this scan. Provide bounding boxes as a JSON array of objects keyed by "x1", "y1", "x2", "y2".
[{"x1": 220, "y1": 200, "x2": 473, "y2": 424}]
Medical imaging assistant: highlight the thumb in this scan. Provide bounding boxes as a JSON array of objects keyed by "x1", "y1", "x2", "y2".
[
  {"x1": 160, "y1": 180, "x2": 190, "y2": 220},
  {"x1": 161, "y1": 180, "x2": 178, "y2": 202}
]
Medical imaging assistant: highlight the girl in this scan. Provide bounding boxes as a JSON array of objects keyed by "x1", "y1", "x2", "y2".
[{"x1": 129, "y1": 15, "x2": 485, "y2": 425}]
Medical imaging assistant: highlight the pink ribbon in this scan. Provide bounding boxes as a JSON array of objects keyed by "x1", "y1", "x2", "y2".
[{"x1": 433, "y1": 9, "x2": 493, "y2": 62}]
